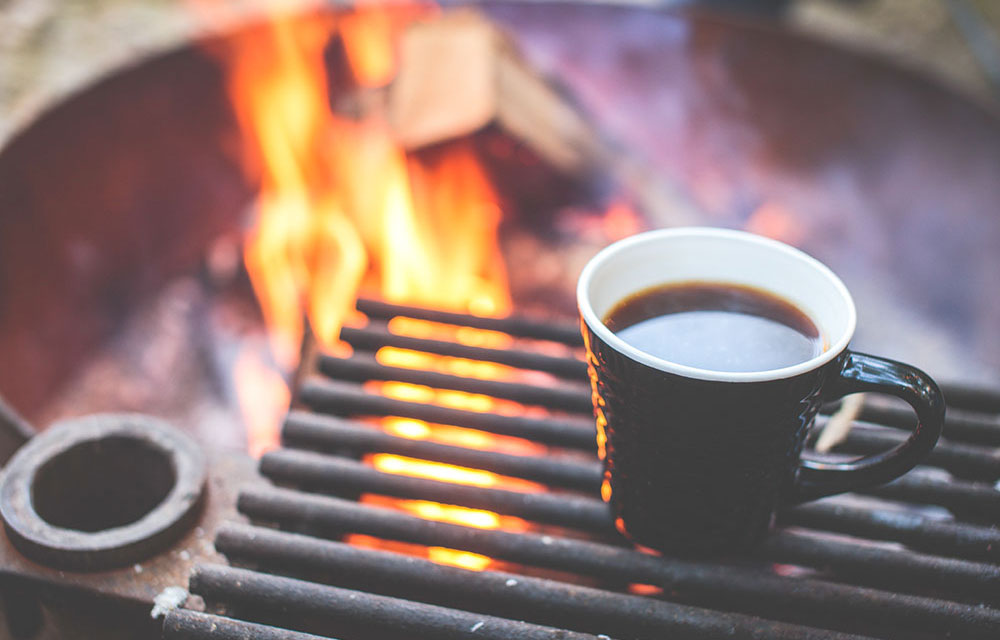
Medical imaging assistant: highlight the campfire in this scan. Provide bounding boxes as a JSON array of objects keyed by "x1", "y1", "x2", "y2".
[
  {"x1": 201, "y1": 5, "x2": 648, "y2": 571},
  {"x1": 0, "y1": 3, "x2": 999, "y2": 640}
]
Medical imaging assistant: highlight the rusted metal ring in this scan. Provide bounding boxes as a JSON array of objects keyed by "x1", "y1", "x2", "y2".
[{"x1": 0, "y1": 414, "x2": 206, "y2": 571}]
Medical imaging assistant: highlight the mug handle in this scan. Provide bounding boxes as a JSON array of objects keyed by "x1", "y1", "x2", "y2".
[{"x1": 791, "y1": 351, "x2": 946, "y2": 502}]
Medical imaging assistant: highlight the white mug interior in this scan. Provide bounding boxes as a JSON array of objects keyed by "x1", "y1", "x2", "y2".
[{"x1": 577, "y1": 227, "x2": 857, "y2": 382}]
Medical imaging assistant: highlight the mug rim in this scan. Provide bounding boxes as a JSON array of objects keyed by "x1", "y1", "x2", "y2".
[{"x1": 577, "y1": 227, "x2": 857, "y2": 382}]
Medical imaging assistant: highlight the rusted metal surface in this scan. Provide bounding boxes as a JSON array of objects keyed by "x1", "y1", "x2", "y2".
[
  {"x1": 1, "y1": 414, "x2": 207, "y2": 570},
  {"x1": 0, "y1": 393, "x2": 34, "y2": 466},
  {"x1": 209, "y1": 523, "x2": 869, "y2": 640},
  {"x1": 0, "y1": 447, "x2": 255, "y2": 639}
]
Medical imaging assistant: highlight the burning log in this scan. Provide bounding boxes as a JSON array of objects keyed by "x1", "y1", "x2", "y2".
[
  {"x1": 389, "y1": 9, "x2": 600, "y2": 173},
  {"x1": 386, "y1": 9, "x2": 702, "y2": 228}
]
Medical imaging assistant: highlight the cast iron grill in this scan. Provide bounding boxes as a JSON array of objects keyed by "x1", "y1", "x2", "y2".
[{"x1": 164, "y1": 299, "x2": 1000, "y2": 640}]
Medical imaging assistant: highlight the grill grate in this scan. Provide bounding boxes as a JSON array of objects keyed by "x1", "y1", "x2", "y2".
[{"x1": 165, "y1": 299, "x2": 1000, "y2": 640}]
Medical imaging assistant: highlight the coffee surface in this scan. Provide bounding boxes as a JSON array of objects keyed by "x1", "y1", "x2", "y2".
[{"x1": 603, "y1": 281, "x2": 823, "y2": 372}]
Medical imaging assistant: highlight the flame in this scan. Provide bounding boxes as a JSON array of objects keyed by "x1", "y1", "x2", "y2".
[
  {"x1": 233, "y1": 348, "x2": 289, "y2": 457},
  {"x1": 225, "y1": 12, "x2": 368, "y2": 368},
  {"x1": 212, "y1": 7, "x2": 532, "y2": 571}
]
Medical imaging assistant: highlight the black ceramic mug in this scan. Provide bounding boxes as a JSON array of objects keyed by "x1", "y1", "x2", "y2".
[{"x1": 578, "y1": 228, "x2": 945, "y2": 553}]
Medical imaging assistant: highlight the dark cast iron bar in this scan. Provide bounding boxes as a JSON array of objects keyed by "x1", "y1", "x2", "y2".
[
  {"x1": 355, "y1": 298, "x2": 584, "y2": 346},
  {"x1": 237, "y1": 488, "x2": 1000, "y2": 638},
  {"x1": 317, "y1": 353, "x2": 593, "y2": 414},
  {"x1": 862, "y1": 471, "x2": 1000, "y2": 520},
  {"x1": 854, "y1": 404, "x2": 1000, "y2": 447},
  {"x1": 262, "y1": 448, "x2": 1000, "y2": 564},
  {"x1": 297, "y1": 379, "x2": 597, "y2": 450},
  {"x1": 281, "y1": 411, "x2": 601, "y2": 492},
  {"x1": 259, "y1": 450, "x2": 611, "y2": 532},
  {"x1": 352, "y1": 303, "x2": 1000, "y2": 414},
  {"x1": 280, "y1": 411, "x2": 999, "y2": 519},
  {"x1": 938, "y1": 382, "x2": 1000, "y2": 414},
  {"x1": 190, "y1": 564, "x2": 608, "y2": 640},
  {"x1": 781, "y1": 501, "x2": 1000, "y2": 563},
  {"x1": 761, "y1": 529, "x2": 1000, "y2": 599},
  {"x1": 339, "y1": 324, "x2": 588, "y2": 380},
  {"x1": 163, "y1": 610, "x2": 331, "y2": 640},
  {"x1": 836, "y1": 424, "x2": 1000, "y2": 481},
  {"x1": 216, "y1": 522, "x2": 873, "y2": 640}
]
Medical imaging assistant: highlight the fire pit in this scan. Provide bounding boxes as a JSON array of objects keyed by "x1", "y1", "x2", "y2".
[
  {"x1": 163, "y1": 298, "x2": 1000, "y2": 639},
  {"x1": 0, "y1": 2, "x2": 998, "y2": 640}
]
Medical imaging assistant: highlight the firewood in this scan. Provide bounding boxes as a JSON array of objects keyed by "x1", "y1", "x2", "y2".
[{"x1": 387, "y1": 9, "x2": 700, "y2": 227}]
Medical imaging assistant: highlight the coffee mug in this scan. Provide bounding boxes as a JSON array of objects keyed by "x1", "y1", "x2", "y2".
[{"x1": 577, "y1": 227, "x2": 945, "y2": 553}]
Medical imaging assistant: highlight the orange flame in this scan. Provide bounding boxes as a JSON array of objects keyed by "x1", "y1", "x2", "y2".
[
  {"x1": 225, "y1": 13, "x2": 367, "y2": 368},
  {"x1": 211, "y1": 7, "x2": 532, "y2": 570},
  {"x1": 216, "y1": 9, "x2": 510, "y2": 435}
]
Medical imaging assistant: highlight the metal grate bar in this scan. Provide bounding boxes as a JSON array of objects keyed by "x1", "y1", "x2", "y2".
[
  {"x1": 937, "y1": 383, "x2": 1000, "y2": 414},
  {"x1": 338, "y1": 324, "x2": 588, "y2": 380},
  {"x1": 297, "y1": 379, "x2": 596, "y2": 450},
  {"x1": 834, "y1": 424, "x2": 999, "y2": 481},
  {"x1": 163, "y1": 610, "x2": 332, "y2": 640},
  {"x1": 317, "y1": 353, "x2": 593, "y2": 413},
  {"x1": 781, "y1": 502, "x2": 1000, "y2": 563},
  {"x1": 356, "y1": 298, "x2": 584, "y2": 346},
  {"x1": 853, "y1": 404, "x2": 1000, "y2": 447},
  {"x1": 863, "y1": 470, "x2": 1000, "y2": 519},
  {"x1": 261, "y1": 444, "x2": 1000, "y2": 564},
  {"x1": 341, "y1": 321, "x2": 1000, "y2": 445},
  {"x1": 236, "y1": 487, "x2": 1000, "y2": 638},
  {"x1": 179, "y1": 305, "x2": 1000, "y2": 640},
  {"x1": 758, "y1": 529, "x2": 1000, "y2": 599},
  {"x1": 281, "y1": 411, "x2": 1000, "y2": 517},
  {"x1": 215, "y1": 522, "x2": 872, "y2": 640},
  {"x1": 188, "y1": 564, "x2": 607, "y2": 640},
  {"x1": 259, "y1": 450, "x2": 611, "y2": 533},
  {"x1": 281, "y1": 411, "x2": 600, "y2": 492}
]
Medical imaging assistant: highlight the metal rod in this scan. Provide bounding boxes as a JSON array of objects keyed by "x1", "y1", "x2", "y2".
[
  {"x1": 863, "y1": 471, "x2": 1000, "y2": 520},
  {"x1": 938, "y1": 382, "x2": 1000, "y2": 414},
  {"x1": 216, "y1": 522, "x2": 872, "y2": 640},
  {"x1": 190, "y1": 564, "x2": 608, "y2": 640},
  {"x1": 781, "y1": 502, "x2": 1000, "y2": 563},
  {"x1": 356, "y1": 298, "x2": 584, "y2": 346},
  {"x1": 163, "y1": 610, "x2": 329, "y2": 640},
  {"x1": 836, "y1": 424, "x2": 1000, "y2": 481},
  {"x1": 760, "y1": 529, "x2": 1000, "y2": 599},
  {"x1": 849, "y1": 404, "x2": 1000, "y2": 447},
  {"x1": 281, "y1": 411, "x2": 602, "y2": 492},
  {"x1": 340, "y1": 324, "x2": 588, "y2": 380},
  {"x1": 352, "y1": 303, "x2": 1000, "y2": 414},
  {"x1": 280, "y1": 412, "x2": 999, "y2": 520},
  {"x1": 297, "y1": 379, "x2": 597, "y2": 450},
  {"x1": 259, "y1": 450, "x2": 611, "y2": 532},
  {"x1": 261, "y1": 448, "x2": 1000, "y2": 564},
  {"x1": 237, "y1": 488, "x2": 1000, "y2": 638},
  {"x1": 317, "y1": 353, "x2": 593, "y2": 414}
]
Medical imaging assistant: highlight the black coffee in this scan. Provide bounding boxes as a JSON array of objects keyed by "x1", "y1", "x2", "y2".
[{"x1": 603, "y1": 281, "x2": 823, "y2": 372}]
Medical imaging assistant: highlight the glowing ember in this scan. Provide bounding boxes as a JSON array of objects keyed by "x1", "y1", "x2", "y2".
[{"x1": 427, "y1": 547, "x2": 492, "y2": 571}]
